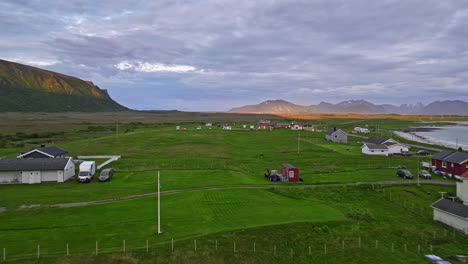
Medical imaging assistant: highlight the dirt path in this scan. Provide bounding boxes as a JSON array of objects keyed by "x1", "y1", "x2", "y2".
[{"x1": 18, "y1": 180, "x2": 455, "y2": 210}]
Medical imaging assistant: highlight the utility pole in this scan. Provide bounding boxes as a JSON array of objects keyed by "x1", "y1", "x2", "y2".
[
  {"x1": 157, "y1": 171, "x2": 162, "y2": 234},
  {"x1": 417, "y1": 159, "x2": 420, "y2": 187},
  {"x1": 298, "y1": 132, "x2": 300, "y2": 154},
  {"x1": 116, "y1": 121, "x2": 119, "y2": 138}
]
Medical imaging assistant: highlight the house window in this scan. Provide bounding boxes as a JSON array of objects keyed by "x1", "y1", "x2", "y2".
[
  {"x1": 442, "y1": 161, "x2": 447, "y2": 168},
  {"x1": 451, "y1": 163, "x2": 454, "y2": 167},
  {"x1": 371, "y1": 150, "x2": 374, "y2": 152},
  {"x1": 381, "y1": 150, "x2": 384, "y2": 152}
]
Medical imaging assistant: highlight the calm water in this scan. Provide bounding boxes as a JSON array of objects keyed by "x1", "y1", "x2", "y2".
[{"x1": 414, "y1": 121, "x2": 468, "y2": 149}]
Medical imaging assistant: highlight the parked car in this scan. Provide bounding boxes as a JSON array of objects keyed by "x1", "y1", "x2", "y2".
[
  {"x1": 99, "y1": 168, "x2": 114, "y2": 182},
  {"x1": 418, "y1": 170, "x2": 432, "y2": 179},
  {"x1": 396, "y1": 169, "x2": 414, "y2": 179},
  {"x1": 416, "y1": 150, "x2": 430, "y2": 156},
  {"x1": 401, "y1": 151, "x2": 413, "y2": 156}
]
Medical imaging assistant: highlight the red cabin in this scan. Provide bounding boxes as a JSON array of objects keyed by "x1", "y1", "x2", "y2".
[
  {"x1": 281, "y1": 163, "x2": 300, "y2": 182},
  {"x1": 432, "y1": 150, "x2": 468, "y2": 178}
]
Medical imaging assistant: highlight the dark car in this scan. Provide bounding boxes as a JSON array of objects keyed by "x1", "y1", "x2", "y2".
[
  {"x1": 99, "y1": 168, "x2": 114, "y2": 182},
  {"x1": 401, "y1": 151, "x2": 413, "y2": 156},
  {"x1": 416, "y1": 150, "x2": 430, "y2": 156},
  {"x1": 418, "y1": 170, "x2": 432, "y2": 179},
  {"x1": 396, "y1": 169, "x2": 413, "y2": 179}
]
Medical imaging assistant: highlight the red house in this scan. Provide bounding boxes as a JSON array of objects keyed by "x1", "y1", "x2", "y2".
[
  {"x1": 281, "y1": 163, "x2": 300, "y2": 182},
  {"x1": 432, "y1": 150, "x2": 468, "y2": 178}
]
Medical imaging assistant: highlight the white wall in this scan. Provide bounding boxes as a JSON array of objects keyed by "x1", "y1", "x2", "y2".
[
  {"x1": 433, "y1": 209, "x2": 468, "y2": 235},
  {"x1": 387, "y1": 144, "x2": 409, "y2": 154},
  {"x1": 0, "y1": 171, "x2": 22, "y2": 183},
  {"x1": 362, "y1": 145, "x2": 388, "y2": 156},
  {"x1": 457, "y1": 179, "x2": 468, "y2": 205},
  {"x1": 63, "y1": 160, "x2": 75, "y2": 182},
  {"x1": 21, "y1": 171, "x2": 41, "y2": 184}
]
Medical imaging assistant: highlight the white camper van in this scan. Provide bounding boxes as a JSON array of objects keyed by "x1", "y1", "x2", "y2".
[{"x1": 78, "y1": 161, "x2": 96, "y2": 183}]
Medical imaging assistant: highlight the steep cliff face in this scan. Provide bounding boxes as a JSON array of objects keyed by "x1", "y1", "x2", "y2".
[{"x1": 0, "y1": 59, "x2": 128, "y2": 112}]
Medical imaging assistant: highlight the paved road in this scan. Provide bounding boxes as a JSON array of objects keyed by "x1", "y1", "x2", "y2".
[
  {"x1": 20, "y1": 180, "x2": 454, "y2": 210},
  {"x1": 77, "y1": 155, "x2": 122, "y2": 170},
  {"x1": 347, "y1": 134, "x2": 443, "y2": 152}
]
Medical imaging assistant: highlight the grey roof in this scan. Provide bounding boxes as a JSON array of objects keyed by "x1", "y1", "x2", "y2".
[
  {"x1": 20, "y1": 146, "x2": 68, "y2": 157},
  {"x1": 364, "y1": 136, "x2": 390, "y2": 144},
  {"x1": 432, "y1": 199, "x2": 468, "y2": 218},
  {"x1": 0, "y1": 158, "x2": 71, "y2": 171},
  {"x1": 432, "y1": 150, "x2": 468, "y2": 164},
  {"x1": 431, "y1": 150, "x2": 455, "y2": 160},
  {"x1": 281, "y1": 163, "x2": 297, "y2": 169},
  {"x1": 325, "y1": 128, "x2": 343, "y2": 135},
  {"x1": 364, "y1": 143, "x2": 388, "y2": 150}
]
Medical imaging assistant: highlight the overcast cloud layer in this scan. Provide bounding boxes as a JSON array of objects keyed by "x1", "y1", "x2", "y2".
[{"x1": 1, "y1": 0, "x2": 468, "y2": 111}]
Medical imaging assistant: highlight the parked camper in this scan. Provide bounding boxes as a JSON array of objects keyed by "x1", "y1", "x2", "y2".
[{"x1": 78, "y1": 161, "x2": 96, "y2": 183}]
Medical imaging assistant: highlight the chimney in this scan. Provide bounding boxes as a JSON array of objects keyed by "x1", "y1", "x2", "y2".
[
  {"x1": 334, "y1": 127, "x2": 337, "y2": 131},
  {"x1": 41, "y1": 144, "x2": 46, "y2": 148}
]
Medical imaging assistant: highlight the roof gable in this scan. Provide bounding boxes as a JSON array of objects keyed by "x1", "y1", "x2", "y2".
[
  {"x1": 364, "y1": 136, "x2": 390, "y2": 144},
  {"x1": 363, "y1": 143, "x2": 388, "y2": 150},
  {"x1": 19, "y1": 146, "x2": 67, "y2": 158}
]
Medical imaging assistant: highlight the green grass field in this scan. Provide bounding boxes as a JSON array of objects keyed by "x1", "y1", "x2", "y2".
[{"x1": 0, "y1": 114, "x2": 465, "y2": 263}]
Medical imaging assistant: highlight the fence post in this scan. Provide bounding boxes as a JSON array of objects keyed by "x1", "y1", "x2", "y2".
[
  {"x1": 66, "y1": 243, "x2": 69, "y2": 256},
  {"x1": 324, "y1": 244, "x2": 327, "y2": 255},
  {"x1": 404, "y1": 244, "x2": 407, "y2": 252},
  {"x1": 172, "y1": 238, "x2": 174, "y2": 252},
  {"x1": 430, "y1": 244, "x2": 433, "y2": 253},
  {"x1": 433, "y1": 231, "x2": 436, "y2": 239},
  {"x1": 309, "y1": 246, "x2": 311, "y2": 256},
  {"x1": 375, "y1": 240, "x2": 378, "y2": 249},
  {"x1": 37, "y1": 244, "x2": 40, "y2": 259},
  {"x1": 194, "y1": 240, "x2": 197, "y2": 251},
  {"x1": 358, "y1": 237, "x2": 361, "y2": 248},
  {"x1": 234, "y1": 241, "x2": 236, "y2": 252},
  {"x1": 215, "y1": 240, "x2": 218, "y2": 251},
  {"x1": 391, "y1": 243, "x2": 394, "y2": 252},
  {"x1": 146, "y1": 240, "x2": 149, "y2": 253},
  {"x1": 418, "y1": 244, "x2": 420, "y2": 254},
  {"x1": 253, "y1": 242, "x2": 256, "y2": 252},
  {"x1": 123, "y1": 240, "x2": 126, "y2": 253},
  {"x1": 96, "y1": 240, "x2": 98, "y2": 255},
  {"x1": 290, "y1": 248, "x2": 293, "y2": 258},
  {"x1": 274, "y1": 245, "x2": 276, "y2": 256},
  {"x1": 3, "y1": 248, "x2": 5, "y2": 261}
]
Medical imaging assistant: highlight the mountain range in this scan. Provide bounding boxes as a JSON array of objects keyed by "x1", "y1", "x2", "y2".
[
  {"x1": 0, "y1": 59, "x2": 127, "y2": 112},
  {"x1": 229, "y1": 99, "x2": 468, "y2": 115}
]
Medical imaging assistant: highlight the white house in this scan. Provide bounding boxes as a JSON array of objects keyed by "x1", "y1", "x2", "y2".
[
  {"x1": 361, "y1": 136, "x2": 409, "y2": 156},
  {"x1": 0, "y1": 157, "x2": 75, "y2": 184},
  {"x1": 431, "y1": 178, "x2": 468, "y2": 235}
]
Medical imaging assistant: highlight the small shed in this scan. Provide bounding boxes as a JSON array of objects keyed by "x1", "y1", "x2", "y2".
[{"x1": 281, "y1": 163, "x2": 300, "y2": 182}]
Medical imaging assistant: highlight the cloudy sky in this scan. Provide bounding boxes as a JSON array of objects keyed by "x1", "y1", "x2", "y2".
[{"x1": 1, "y1": 0, "x2": 468, "y2": 111}]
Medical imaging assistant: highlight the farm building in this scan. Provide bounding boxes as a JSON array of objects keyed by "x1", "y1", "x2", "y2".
[
  {"x1": 257, "y1": 120, "x2": 272, "y2": 130},
  {"x1": 275, "y1": 123, "x2": 290, "y2": 129},
  {"x1": 325, "y1": 128, "x2": 348, "y2": 143},
  {"x1": 0, "y1": 157, "x2": 75, "y2": 184},
  {"x1": 361, "y1": 136, "x2": 409, "y2": 156},
  {"x1": 281, "y1": 163, "x2": 300, "y2": 182},
  {"x1": 431, "y1": 150, "x2": 468, "y2": 178},
  {"x1": 431, "y1": 178, "x2": 468, "y2": 235},
  {"x1": 290, "y1": 123, "x2": 303, "y2": 130},
  {"x1": 302, "y1": 123, "x2": 315, "y2": 131},
  {"x1": 18, "y1": 146, "x2": 68, "y2": 159}
]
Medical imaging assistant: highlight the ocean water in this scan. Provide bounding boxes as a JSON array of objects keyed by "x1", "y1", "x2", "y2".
[{"x1": 414, "y1": 121, "x2": 468, "y2": 149}]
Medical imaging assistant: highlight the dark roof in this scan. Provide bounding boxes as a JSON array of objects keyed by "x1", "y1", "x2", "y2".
[
  {"x1": 326, "y1": 128, "x2": 343, "y2": 135},
  {"x1": 364, "y1": 136, "x2": 390, "y2": 144},
  {"x1": 432, "y1": 150, "x2": 455, "y2": 160},
  {"x1": 0, "y1": 158, "x2": 71, "y2": 171},
  {"x1": 432, "y1": 199, "x2": 468, "y2": 218},
  {"x1": 432, "y1": 150, "x2": 468, "y2": 164},
  {"x1": 281, "y1": 163, "x2": 297, "y2": 169},
  {"x1": 20, "y1": 146, "x2": 68, "y2": 157},
  {"x1": 364, "y1": 143, "x2": 388, "y2": 150}
]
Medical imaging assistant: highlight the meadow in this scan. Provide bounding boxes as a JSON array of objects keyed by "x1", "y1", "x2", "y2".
[{"x1": 0, "y1": 112, "x2": 465, "y2": 263}]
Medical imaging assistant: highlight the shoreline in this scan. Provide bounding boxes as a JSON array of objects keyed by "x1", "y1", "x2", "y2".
[{"x1": 393, "y1": 130, "x2": 467, "y2": 150}]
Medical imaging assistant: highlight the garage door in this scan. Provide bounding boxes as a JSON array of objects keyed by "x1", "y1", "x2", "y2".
[{"x1": 41, "y1": 171, "x2": 58, "y2": 182}]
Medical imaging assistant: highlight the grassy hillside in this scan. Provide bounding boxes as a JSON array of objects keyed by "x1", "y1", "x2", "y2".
[{"x1": 0, "y1": 59, "x2": 128, "y2": 112}]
